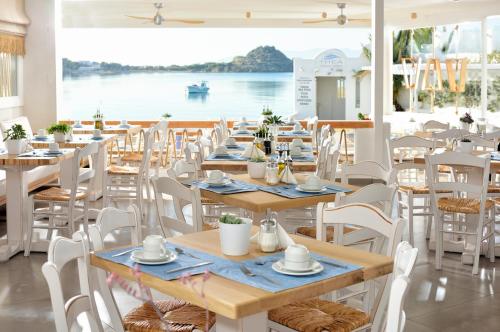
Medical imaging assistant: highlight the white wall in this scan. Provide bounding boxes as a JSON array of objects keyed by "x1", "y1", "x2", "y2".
[{"x1": 23, "y1": 0, "x2": 59, "y2": 131}]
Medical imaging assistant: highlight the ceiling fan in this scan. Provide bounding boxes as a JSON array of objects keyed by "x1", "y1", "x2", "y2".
[
  {"x1": 126, "y1": 2, "x2": 204, "y2": 25},
  {"x1": 303, "y1": 3, "x2": 370, "y2": 25}
]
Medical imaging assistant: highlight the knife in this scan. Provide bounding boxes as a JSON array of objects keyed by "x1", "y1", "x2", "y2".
[{"x1": 165, "y1": 261, "x2": 213, "y2": 274}]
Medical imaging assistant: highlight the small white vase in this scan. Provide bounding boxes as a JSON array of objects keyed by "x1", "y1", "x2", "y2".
[
  {"x1": 219, "y1": 218, "x2": 252, "y2": 256},
  {"x1": 248, "y1": 161, "x2": 266, "y2": 179},
  {"x1": 457, "y1": 141, "x2": 473, "y2": 153},
  {"x1": 53, "y1": 132, "x2": 66, "y2": 143},
  {"x1": 460, "y1": 122, "x2": 470, "y2": 131},
  {"x1": 5, "y1": 139, "x2": 26, "y2": 155}
]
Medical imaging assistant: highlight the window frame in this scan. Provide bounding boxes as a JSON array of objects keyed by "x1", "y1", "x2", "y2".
[{"x1": 0, "y1": 54, "x2": 23, "y2": 109}]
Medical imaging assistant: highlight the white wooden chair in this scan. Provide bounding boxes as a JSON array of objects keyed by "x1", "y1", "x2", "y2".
[
  {"x1": 25, "y1": 142, "x2": 99, "y2": 256},
  {"x1": 42, "y1": 232, "x2": 104, "y2": 332},
  {"x1": 152, "y1": 176, "x2": 216, "y2": 238},
  {"x1": 268, "y1": 203, "x2": 405, "y2": 332},
  {"x1": 426, "y1": 151, "x2": 495, "y2": 275},
  {"x1": 315, "y1": 138, "x2": 339, "y2": 181},
  {"x1": 340, "y1": 160, "x2": 395, "y2": 185},
  {"x1": 87, "y1": 205, "x2": 216, "y2": 332},
  {"x1": 307, "y1": 116, "x2": 319, "y2": 150},
  {"x1": 387, "y1": 135, "x2": 436, "y2": 245},
  {"x1": 421, "y1": 120, "x2": 449, "y2": 132},
  {"x1": 431, "y1": 128, "x2": 470, "y2": 148},
  {"x1": 213, "y1": 124, "x2": 224, "y2": 145},
  {"x1": 104, "y1": 124, "x2": 157, "y2": 220}
]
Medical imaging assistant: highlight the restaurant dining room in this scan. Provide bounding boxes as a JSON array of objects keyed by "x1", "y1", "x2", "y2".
[{"x1": 2, "y1": 0, "x2": 500, "y2": 331}]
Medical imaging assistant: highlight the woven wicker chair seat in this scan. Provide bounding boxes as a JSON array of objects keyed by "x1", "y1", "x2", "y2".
[
  {"x1": 437, "y1": 197, "x2": 494, "y2": 214},
  {"x1": 123, "y1": 300, "x2": 215, "y2": 332},
  {"x1": 296, "y1": 225, "x2": 356, "y2": 242},
  {"x1": 202, "y1": 223, "x2": 219, "y2": 231},
  {"x1": 399, "y1": 184, "x2": 451, "y2": 195},
  {"x1": 107, "y1": 165, "x2": 140, "y2": 175},
  {"x1": 268, "y1": 298, "x2": 369, "y2": 332},
  {"x1": 34, "y1": 187, "x2": 88, "y2": 202},
  {"x1": 488, "y1": 186, "x2": 500, "y2": 193},
  {"x1": 121, "y1": 152, "x2": 159, "y2": 164}
]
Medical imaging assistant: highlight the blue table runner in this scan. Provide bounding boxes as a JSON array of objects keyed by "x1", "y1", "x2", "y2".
[
  {"x1": 193, "y1": 180, "x2": 259, "y2": 194},
  {"x1": 258, "y1": 184, "x2": 352, "y2": 199},
  {"x1": 205, "y1": 153, "x2": 248, "y2": 161}
]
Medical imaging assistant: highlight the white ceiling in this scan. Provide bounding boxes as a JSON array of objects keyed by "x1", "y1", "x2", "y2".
[{"x1": 62, "y1": 0, "x2": 500, "y2": 29}]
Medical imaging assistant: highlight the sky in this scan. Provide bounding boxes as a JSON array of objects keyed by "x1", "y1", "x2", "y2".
[{"x1": 60, "y1": 28, "x2": 370, "y2": 66}]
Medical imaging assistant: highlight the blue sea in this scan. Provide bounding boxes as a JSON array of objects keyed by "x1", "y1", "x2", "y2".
[{"x1": 62, "y1": 72, "x2": 294, "y2": 120}]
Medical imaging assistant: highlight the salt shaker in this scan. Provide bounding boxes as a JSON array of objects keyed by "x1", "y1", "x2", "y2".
[{"x1": 258, "y1": 214, "x2": 280, "y2": 253}]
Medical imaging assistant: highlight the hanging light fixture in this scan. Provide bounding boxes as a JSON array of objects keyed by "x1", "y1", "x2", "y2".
[
  {"x1": 422, "y1": 58, "x2": 443, "y2": 112},
  {"x1": 402, "y1": 57, "x2": 421, "y2": 112},
  {"x1": 445, "y1": 58, "x2": 469, "y2": 115}
]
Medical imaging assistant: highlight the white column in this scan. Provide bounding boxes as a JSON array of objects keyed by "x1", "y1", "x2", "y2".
[
  {"x1": 371, "y1": 0, "x2": 385, "y2": 163},
  {"x1": 481, "y1": 17, "x2": 488, "y2": 120},
  {"x1": 383, "y1": 27, "x2": 393, "y2": 116}
]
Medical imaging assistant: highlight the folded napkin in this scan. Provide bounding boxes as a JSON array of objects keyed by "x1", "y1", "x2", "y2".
[
  {"x1": 280, "y1": 165, "x2": 297, "y2": 184},
  {"x1": 250, "y1": 222, "x2": 295, "y2": 249},
  {"x1": 242, "y1": 144, "x2": 266, "y2": 159}
]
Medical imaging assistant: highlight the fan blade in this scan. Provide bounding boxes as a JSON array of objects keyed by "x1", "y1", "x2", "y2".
[
  {"x1": 302, "y1": 19, "x2": 337, "y2": 24},
  {"x1": 126, "y1": 15, "x2": 153, "y2": 21},
  {"x1": 165, "y1": 19, "x2": 205, "y2": 24}
]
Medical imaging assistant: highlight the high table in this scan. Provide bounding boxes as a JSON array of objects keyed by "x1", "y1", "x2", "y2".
[
  {"x1": 0, "y1": 149, "x2": 75, "y2": 261},
  {"x1": 31, "y1": 134, "x2": 116, "y2": 201},
  {"x1": 91, "y1": 228, "x2": 393, "y2": 332}
]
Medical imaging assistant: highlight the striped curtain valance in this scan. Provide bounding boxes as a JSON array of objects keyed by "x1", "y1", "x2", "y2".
[{"x1": 0, "y1": 32, "x2": 24, "y2": 56}]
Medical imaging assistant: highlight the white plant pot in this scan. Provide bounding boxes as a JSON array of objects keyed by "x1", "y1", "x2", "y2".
[
  {"x1": 460, "y1": 122, "x2": 471, "y2": 131},
  {"x1": 5, "y1": 139, "x2": 27, "y2": 155},
  {"x1": 248, "y1": 161, "x2": 266, "y2": 179},
  {"x1": 53, "y1": 132, "x2": 67, "y2": 143},
  {"x1": 219, "y1": 217, "x2": 252, "y2": 256},
  {"x1": 458, "y1": 141, "x2": 473, "y2": 153}
]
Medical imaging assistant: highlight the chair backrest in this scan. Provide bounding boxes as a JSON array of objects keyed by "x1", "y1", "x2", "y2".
[
  {"x1": 167, "y1": 159, "x2": 198, "y2": 183},
  {"x1": 340, "y1": 160, "x2": 395, "y2": 185},
  {"x1": 425, "y1": 151, "x2": 490, "y2": 219},
  {"x1": 335, "y1": 183, "x2": 396, "y2": 216},
  {"x1": 316, "y1": 138, "x2": 338, "y2": 180},
  {"x1": 152, "y1": 176, "x2": 204, "y2": 237},
  {"x1": 214, "y1": 124, "x2": 224, "y2": 145},
  {"x1": 387, "y1": 136, "x2": 435, "y2": 172},
  {"x1": 466, "y1": 134, "x2": 496, "y2": 151},
  {"x1": 308, "y1": 116, "x2": 319, "y2": 148},
  {"x1": 384, "y1": 276, "x2": 410, "y2": 332},
  {"x1": 42, "y1": 232, "x2": 103, "y2": 332},
  {"x1": 431, "y1": 128, "x2": 469, "y2": 143},
  {"x1": 67, "y1": 142, "x2": 99, "y2": 202},
  {"x1": 318, "y1": 124, "x2": 331, "y2": 147},
  {"x1": 421, "y1": 120, "x2": 449, "y2": 132},
  {"x1": 323, "y1": 144, "x2": 341, "y2": 182}
]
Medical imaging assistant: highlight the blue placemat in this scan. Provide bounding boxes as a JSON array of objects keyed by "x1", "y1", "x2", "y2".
[
  {"x1": 258, "y1": 184, "x2": 352, "y2": 199},
  {"x1": 231, "y1": 131, "x2": 252, "y2": 135},
  {"x1": 290, "y1": 155, "x2": 315, "y2": 162},
  {"x1": 18, "y1": 150, "x2": 64, "y2": 157},
  {"x1": 491, "y1": 152, "x2": 500, "y2": 161},
  {"x1": 205, "y1": 153, "x2": 247, "y2": 161},
  {"x1": 193, "y1": 180, "x2": 259, "y2": 194},
  {"x1": 225, "y1": 144, "x2": 246, "y2": 151},
  {"x1": 32, "y1": 136, "x2": 50, "y2": 141},
  {"x1": 209, "y1": 252, "x2": 361, "y2": 293},
  {"x1": 91, "y1": 136, "x2": 104, "y2": 141},
  {"x1": 95, "y1": 242, "x2": 230, "y2": 281},
  {"x1": 279, "y1": 131, "x2": 310, "y2": 136}
]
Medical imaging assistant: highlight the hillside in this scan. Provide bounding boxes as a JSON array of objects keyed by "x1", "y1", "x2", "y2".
[{"x1": 63, "y1": 46, "x2": 293, "y2": 76}]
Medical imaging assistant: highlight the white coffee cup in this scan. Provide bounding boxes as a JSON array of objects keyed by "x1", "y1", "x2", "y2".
[
  {"x1": 48, "y1": 143, "x2": 60, "y2": 153},
  {"x1": 304, "y1": 175, "x2": 322, "y2": 190},
  {"x1": 208, "y1": 170, "x2": 224, "y2": 183},
  {"x1": 93, "y1": 129, "x2": 102, "y2": 138},
  {"x1": 290, "y1": 146, "x2": 302, "y2": 157},
  {"x1": 142, "y1": 235, "x2": 167, "y2": 260},
  {"x1": 284, "y1": 244, "x2": 311, "y2": 270},
  {"x1": 224, "y1": 137, "x2": 236, "y2": 146},
  {"x1": 291, "y1": 138, "x2": 304, "y2": 148},
  {"x1": 37, "y1": 129, "x2": 47, "y2": 137},
  {"x1": 214, "y1": 145, "x2": 228, "y2": 155},
  {"x1": 120, "y1": 119, "x2": 128, "y2": 126},
  {"x1": 294, "y1": 123, "x2": 302, "y2": 132}
]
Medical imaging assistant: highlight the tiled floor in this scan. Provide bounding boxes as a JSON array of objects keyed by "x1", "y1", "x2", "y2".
[{"x1": 0, "y1": 200, "x2": 499, "y2": 331}]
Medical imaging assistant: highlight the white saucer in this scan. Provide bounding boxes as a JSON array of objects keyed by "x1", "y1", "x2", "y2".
[
  {"x1": 205, "y1": 178, "x2": 232, "y2": 187},
  {"x1": 131, "y1": 249, "x2": 177, "y2": 265},
  {"x1": 296, "y1": 185, "x2": 326, "y2": 193},
  {"x1": 272, "y1": 259, "x2": 323, "y2": 276}
]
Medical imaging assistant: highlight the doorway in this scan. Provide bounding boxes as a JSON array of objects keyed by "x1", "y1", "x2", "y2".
[{"x1": 316, "y1": 77, "x2": 346, "y2": 120}]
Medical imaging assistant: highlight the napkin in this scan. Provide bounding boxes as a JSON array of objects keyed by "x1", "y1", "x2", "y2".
[
  {"x1": 280, "y1": 165, "x2": 297, "y2": 184},
  {"x1": 250, "y1": 222, "x2": 295, "y2": 249},
  {"x1": 242, "y1": 144, "x2": 265, "y2": 159}
]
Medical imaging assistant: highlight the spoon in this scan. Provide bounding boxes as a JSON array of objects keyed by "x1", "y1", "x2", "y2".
[{"x1": 174, "y1": 247, "x2": 200, "y2": 260}]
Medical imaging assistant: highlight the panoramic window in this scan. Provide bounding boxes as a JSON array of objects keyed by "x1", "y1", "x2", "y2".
[{"x1": 0, "y1": 52, "x2": 18, "y2": 98}]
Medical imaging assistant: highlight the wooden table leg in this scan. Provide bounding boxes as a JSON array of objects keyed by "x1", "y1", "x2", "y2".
[{"x1": 215, "y1": 312, "x2": 267, "y2": 332}]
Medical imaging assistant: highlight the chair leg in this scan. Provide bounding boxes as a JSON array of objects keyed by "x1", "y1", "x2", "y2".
[
  {"x1": 46, "y1": 201, "x2": 55, "y2": 241},
  {"x1": 435, "y1": 212, "x2": 443, "y2": 270},
  {"x1": 472, "y1": 215, "x2": 484, "y2": 275},
  {"x1": 24, "y1": 197, "x2": 35, "y2": 256},
  {"x1": 408, "y1": 193, "x2": 414, "y2": 246},
  {"x1": 426, "y1": 197, "x2": 433, "y2": 240},
  {"x1": 489, "y1": 209, "x2": 496, "y2": 263},
  {"x1": 83, "y1": 198, "x2": 89, "y2": 235}
]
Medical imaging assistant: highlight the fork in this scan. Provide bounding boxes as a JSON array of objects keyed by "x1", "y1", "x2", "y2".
[{"x1": 239, "y1": 264, "x2": 280, "y2": 285}]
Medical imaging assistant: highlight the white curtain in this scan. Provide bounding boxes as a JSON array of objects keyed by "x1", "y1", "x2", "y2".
[{"x1": 0, "y1": 53, "x2": 16, "y2": 97}]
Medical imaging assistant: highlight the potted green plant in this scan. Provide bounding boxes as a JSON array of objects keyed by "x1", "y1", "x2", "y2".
[
  {"x1": 459, "y1": 112, "x2": 474, "y2": 131},
  {"x1": 3, "y1": 124, "x2": 27, "y2": 154},
  {"x1": 247, "y1": 155, "x2": 266, "y2": 179},
  {"x1": 218, "y1": 214, "x2": 252, "y2": 256},
  {"x1": 47, "y1": 123, "x2": 71, "y2": 143},
  {"x1": 161, "y1": 113, "x2": 172, "y2": 119},
  {"x1": 253, "y1": 125, "x2": 269, "y2": 139},
  {"x1": 357, "y1": 113, "x2": 370, "y2": 120}
]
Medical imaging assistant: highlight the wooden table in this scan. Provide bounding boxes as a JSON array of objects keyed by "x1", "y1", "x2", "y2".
[
  {"x1": 201, "y1": 160, "x2": 316, "y2": 173},
  {"x1": 200, "y1": 174, "x2": 356, "y2": 214},
  {"x1": 70, "y1": 125, "x2": 142, "y2": 136},
  {"x1": 233, "y1": 125, "x2": 295, "y2": 131},
  {"x1": 91, "y1": 228, "x2": 393, "y2": 331},
  {"x1": 0, "y1": 149, "x2": 75, "y2": 261},
  {"x1": 31, "y1": 135, "x2": 116, "y2": 201}
]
